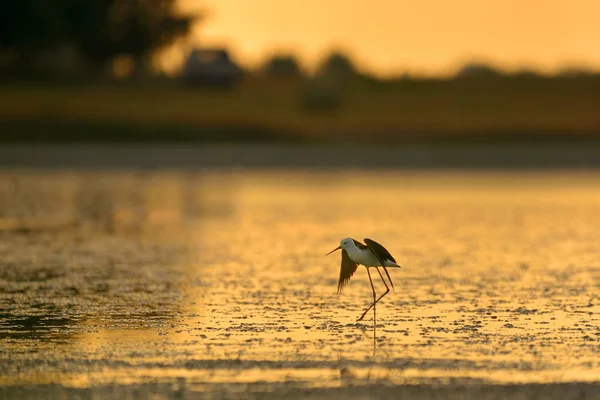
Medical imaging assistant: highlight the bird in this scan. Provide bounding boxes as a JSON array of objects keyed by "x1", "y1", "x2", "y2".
[{"x1": 326, "y1": 238, "x2": 401, "y2": 322}]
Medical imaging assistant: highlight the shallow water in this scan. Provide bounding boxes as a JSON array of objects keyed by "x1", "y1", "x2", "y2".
[{"x1": 1, "y1": 169, "x2": 600, "y2": 396}]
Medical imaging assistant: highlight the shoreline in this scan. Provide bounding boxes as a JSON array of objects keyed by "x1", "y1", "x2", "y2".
[
  {"x1": 2, "y1": 381, "x2": 600, "y2": 400},
  {"x1": 1, "y1": 143, "x2": 600, "y2": 169}
]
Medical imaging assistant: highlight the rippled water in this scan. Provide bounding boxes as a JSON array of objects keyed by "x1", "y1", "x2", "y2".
[{"x1": 1, "y1": 169, "x2": 600, "y2": 397}]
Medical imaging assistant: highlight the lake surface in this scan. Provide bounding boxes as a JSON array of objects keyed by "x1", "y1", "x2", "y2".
[{"x1": 1, "y1": 169, "x2": 600, "y2": 398}]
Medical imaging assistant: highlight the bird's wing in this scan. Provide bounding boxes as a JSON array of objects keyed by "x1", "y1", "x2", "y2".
[
  {"x1": 364, "y1": 238, "x2": 396, "y2": 263},
  {"x1": 364, "y1": 238, "x2": 396, "y2": 290},
  {"x1": 337, "y1": 249, "x2": 358, "y2": 294}
]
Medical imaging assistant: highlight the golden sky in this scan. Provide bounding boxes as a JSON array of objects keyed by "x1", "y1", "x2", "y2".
[{"x1": 180, "y1": 0, "x2": 600, "y2": 77}]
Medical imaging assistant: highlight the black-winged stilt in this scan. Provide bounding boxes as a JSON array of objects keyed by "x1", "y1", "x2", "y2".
[{"x1": 327, "y1": 238, "x2": 401, "y2": 324}]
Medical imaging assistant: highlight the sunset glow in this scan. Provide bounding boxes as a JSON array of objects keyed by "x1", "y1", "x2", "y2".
[{"x1": 181, "y1": 0, "x2": 600, "y2": 76}]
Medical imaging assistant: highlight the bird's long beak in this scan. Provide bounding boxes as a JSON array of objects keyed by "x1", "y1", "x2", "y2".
[{"x1": 326, "y1": 246, "x2": 341, "y2": 256}]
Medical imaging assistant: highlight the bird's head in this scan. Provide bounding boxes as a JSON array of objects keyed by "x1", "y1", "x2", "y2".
[{"x1": 326, "y1": 237, "x2": 355, "y2": 255}]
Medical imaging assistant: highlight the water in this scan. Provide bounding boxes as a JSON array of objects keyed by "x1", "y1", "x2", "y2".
[{"x1": 1, "y1": 169, "x2": 600, "y2": 397}]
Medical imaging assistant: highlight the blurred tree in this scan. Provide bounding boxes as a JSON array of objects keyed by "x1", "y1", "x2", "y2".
[
  {"x1": 0, "y1": 1, "x2": 66, "y2": 62},
  {"x1": 317, "y1": 51, "x2": 357, "y2": 79},
  {"x1": 62, "y1": 0, "x2": 196, "y2": 72},
  {"x1": 0, "y1": 0, "x2": 197, "y2": 76},
  {"x1": 262, "y1": 54, "x2": 303, "y2": 79}
]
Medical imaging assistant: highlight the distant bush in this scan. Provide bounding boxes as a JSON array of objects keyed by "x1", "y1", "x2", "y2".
[
  {"x1": 316, "y1": 51, "x2": 357, "y2": 80},
  {"x1": 510, "y1": 69, "x2": 541, "y2": 79},
  {"x1": 557, "y1": 67, "x2": 599, "y2": 78},
  {"x1": 262, "y1": 54, "x2": 304, "y2": 79},
  {"x1": 456, "y1": 63, "x2": 503, "y2": 78}
]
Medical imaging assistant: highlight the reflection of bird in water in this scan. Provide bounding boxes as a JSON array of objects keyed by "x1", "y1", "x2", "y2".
[
  {"x1": 339, "y1": 367, "x2": 356, "y2": 386},
  {"x1": 327, "y1": 237, "x2": 402, "y2": 328}
]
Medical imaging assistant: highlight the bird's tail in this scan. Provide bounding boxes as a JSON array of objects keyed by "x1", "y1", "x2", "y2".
[{"x1": 384, "y1": 261, "x2": 401, "y2": 268}]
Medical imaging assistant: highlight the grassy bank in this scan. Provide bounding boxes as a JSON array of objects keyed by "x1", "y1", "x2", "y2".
[{"x1": 1, "y1": 76, "x2": 600, "y2": 143}]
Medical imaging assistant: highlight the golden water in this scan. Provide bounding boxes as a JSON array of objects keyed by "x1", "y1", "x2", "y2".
[{"x1": 1, "y1": 169, "x2": 600, "y2": 392}]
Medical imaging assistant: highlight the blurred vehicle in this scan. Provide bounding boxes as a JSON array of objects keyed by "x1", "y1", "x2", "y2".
[{"x1": 182, "y1": 47, "x2": 243, "y2": 88}]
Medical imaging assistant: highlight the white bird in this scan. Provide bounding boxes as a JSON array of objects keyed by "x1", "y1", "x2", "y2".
[{"x1": 327, "y1": 237, "x2": 402, "y2": 322}]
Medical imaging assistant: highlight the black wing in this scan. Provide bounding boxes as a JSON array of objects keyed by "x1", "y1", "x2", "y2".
[
  {"x1": 364, "y1": 238, "x2": 396, "y2": 290},
  {"x1": 364, "y1": 238, "x2": 396, "y2": 263},
  {"x1": 337, "y1": 249, "x2": 358, "y2": 294}
]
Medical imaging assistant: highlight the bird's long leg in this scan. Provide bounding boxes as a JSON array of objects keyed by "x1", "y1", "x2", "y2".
[
  {"x1": 357, "y1": 267, "x2": 390, "y2": 321},
  {"x1": 357, "y1": 268, "x2": 378, "y2": 321},
  {"x1": 367, "y1": 268, "x2": 377, "y2": 352},
  {"x1": 382, "y1": 267, "x2": 395, "y2": 291}
]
